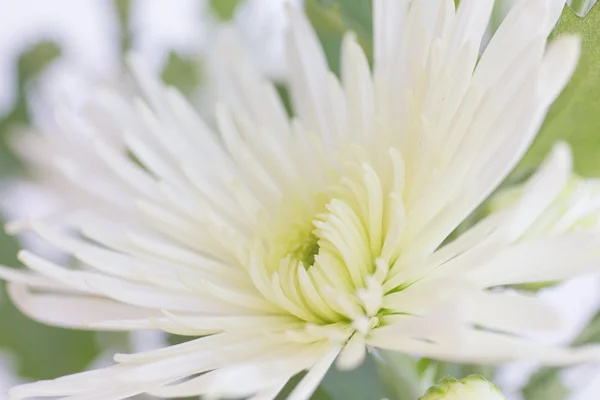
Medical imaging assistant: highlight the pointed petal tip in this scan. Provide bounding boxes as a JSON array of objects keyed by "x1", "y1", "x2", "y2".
[
  {"x1": 551, "y1": 33, "x2": 582, "y2": 57},
  {"x1": 336, "y1": 334, "x2": 367, "y2": 370},
  {"x1": 4, "y1": 219, "x2": 28, "y2": 235},
  {"x1": 539, "y1": 33, "x2": 581, "y2": 103},
  {"x1": 16, "y1": 249, "x2": 30, "y2": 263},
  {"x1": 549, "y1": 141, "x2": 573, "y2": 171}
]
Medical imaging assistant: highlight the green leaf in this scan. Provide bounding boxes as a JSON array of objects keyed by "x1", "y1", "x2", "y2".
[
  {"x1": 517, "y1": 3, "x2": 600, "y2": 177},
  {"x1": 209, "y1": 0, "x2": 240, "y2": 20}
]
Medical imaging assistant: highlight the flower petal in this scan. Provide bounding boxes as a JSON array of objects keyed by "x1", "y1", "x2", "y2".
[{"x1": 7, "y1": 284, "x2": 159, "y2": 330}]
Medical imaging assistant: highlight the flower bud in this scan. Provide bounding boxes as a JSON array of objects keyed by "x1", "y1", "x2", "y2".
[{"x1": 420, "y1": 375, "x2": 505, "y2": 400}]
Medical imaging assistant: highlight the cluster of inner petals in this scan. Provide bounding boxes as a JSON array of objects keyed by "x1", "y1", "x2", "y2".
[{"x1": 250, "y1": 146, "x2": 407, "y2": 345}]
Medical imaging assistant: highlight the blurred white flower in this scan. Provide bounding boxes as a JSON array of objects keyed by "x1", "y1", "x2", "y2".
[
  {"x1": 484, "y1": 169, "x2": 600, "y2": 397},
  {"x1": 489, "y1": 175, "x2": 600, "y2": 241},
  {"x1": 0, "y1": 0, "x2": 598, "y2": 399},
  {"x1": 233, "y1": 0, "x2": 302, "y2": 80},
  {"x1": 490, "y1": 175, "x2": 600, "y2": 400},
  {"x1": 194, "y1": 0, "x2": 302, "y2": 124},
  {"x1": 420, "y1": 375, "x2": 505, "y2": 400}
]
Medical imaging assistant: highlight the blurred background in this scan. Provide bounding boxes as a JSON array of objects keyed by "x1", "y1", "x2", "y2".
[{"x1": 0, "y1": 1, "x2": 599, "y2": 399}]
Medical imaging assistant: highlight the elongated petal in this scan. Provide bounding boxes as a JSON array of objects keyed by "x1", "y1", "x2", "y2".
[
  {"x1": 467, "y1": 232, "x2": 600, "y2": 287},
  {"x1": 7, "y1": 284, "x2": 160, "y2": 330}
]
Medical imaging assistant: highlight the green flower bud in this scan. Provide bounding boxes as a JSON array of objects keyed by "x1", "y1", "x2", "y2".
[{"x1": 420, "y1": 375, "x2": 505, "y2": 400}]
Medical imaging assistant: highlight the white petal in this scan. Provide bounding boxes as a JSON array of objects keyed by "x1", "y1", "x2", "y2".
[
  {"x1": 372, "y1": 297, "x2": 466, "y2": 348},
  {"x1": 469, "y1": 290, "x2": 561, "y2": 332},
  {"x1": 341, "y1": 34, "x2": 375, "y2": 144},
  {"x1": 444, "y1": 0, "x2": 494, "y2": 65},
  {"x1": 7, "y1": 284, "x2": 159, "y2": 330},
  {"x1": 466, "y1": 232, "x2": 600, "y2": 287},
  {"x1": 114, "y1": 334, "x2": 242, "y2": 364},
  {"x1": 118, "y1": 337, "x2": 299, "y2": 384},
  {"x1": 287, "y1": 345, "x2": 341, "y2": 400},
  {"x1": 18, "y1": 251, "x2": 250, "y2": 314},
  {"x1": 0, "y1": 265, "x2": 64, "y2": 290},
  {"x1": 372, "y1": 327, "x2": 600, "y2": 366},
  {"x1": 443, "y1": 328, "x2": 600, "y2": 365},
  {"x1": 506, "y1": 142, "x2": 572, "y2": 239},
  {"x1": 383, "y1": 278, "x2": 475, "y2": 314},
  {"x1": 373, "y1": 0, "x2": 411, "y2": 76},
  {"x1": 285, "y1": 3, "x2": 334, "y2": 144},
  {"x1": 247, "y1": 381, "x2": 289, "y2": 400},
  {"x1": 538, "y1": 34, "x2": 581, "y2": 103},
  {"x1": 544, "y1": 0, "x2": 567, "y2": 34},
  {"x1": 336, "y1": 334, "x2": 366, "y2": 370},
  {"x1": 8, "y1": 366, "x2": 141, "y2": 399},
  {"x1": 215, "y1": 28, "x2": 292, "y2": 139},
  {"x1": 474, "y1": 0, "x2": 551, "y2": 87}
]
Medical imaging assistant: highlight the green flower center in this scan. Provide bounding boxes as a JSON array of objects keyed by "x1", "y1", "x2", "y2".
[{"x1": 291, "y1": 232, "x2": 320, "y2": 267}]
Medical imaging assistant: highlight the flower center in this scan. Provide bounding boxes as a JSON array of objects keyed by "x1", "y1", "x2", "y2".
[
  {"x1": 291, "y1": 231, "x2": 320, "y2": 267},
  {"x1": 263, "y1": 192, "x2": 329, "y2": 273},
  {"x1": 253, "y1": 150, "x2": 406, "y2": 335}
]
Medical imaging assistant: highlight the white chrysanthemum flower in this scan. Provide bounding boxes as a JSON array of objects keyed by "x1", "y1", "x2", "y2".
[
  {"x1": 1, "y1": 0, "x2": 599, "y2": 399},
  {"x1": 420, "y1": 375, "x2": 505, "y2": 400}
]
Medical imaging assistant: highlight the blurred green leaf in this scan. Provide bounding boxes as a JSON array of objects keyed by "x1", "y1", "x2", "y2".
[
  {"x1": 377, "y1": 353, "x2": 424, "y2": 400},
  {"x1": 321, "y1": 354, "x2": 387, "y2": 400},
  {"x1": 517, "y1": 3, "x2": 600, "y2": 177},
  {"x1": 161, "y1": 51, "x2": 202, "y2": 97},
  {"x1": 573, "y1": 309, "x2": 600, "y2": 346},
  {"x1": 305, "y1": 0, "x2": 373, "y2": 75},
  {"x1": 337, "y1": 0, "x2": 373, "y2": 43},
  {"x1": 16, "y1": 41, "x2": 61, "y2": 85},
  {"x1": 210, "y1": 0, "x2": 240, "y2": 20},
  {"x1": 522, "y1": 367, "x2": 567, "y2": 400}
]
